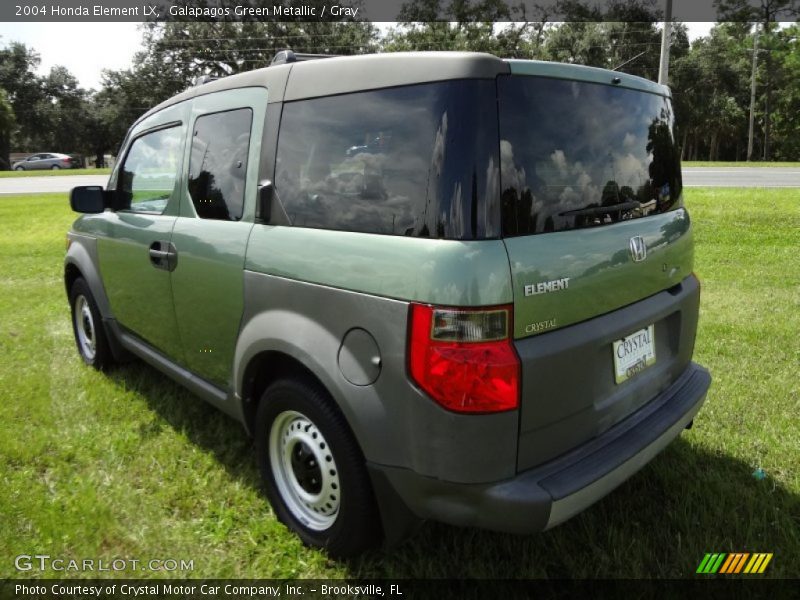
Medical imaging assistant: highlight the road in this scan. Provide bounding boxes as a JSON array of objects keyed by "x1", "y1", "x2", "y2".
[
  {"x1": 682, "y1": 167, "x2": 800, "y2": 188},
  {"x1": 0, "y1": 175, "x2": 108, "y2": 195},
  {"x1": 1, "y1": 167, "x2": 799, "y2": 195}
]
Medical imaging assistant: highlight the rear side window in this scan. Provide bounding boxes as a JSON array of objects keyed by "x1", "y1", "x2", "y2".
[
  {"x1": 498, "y1": 76, "x2": 682, "y2": 236},
  {"x1": 274, "y1": 80, "x2": 500, "y2": 239},
  {"x1": 118, "y1": 125, "x2": 183, "y2": 214},
  {"x1": 188, "y1": 108, "x2": 253, "y2": 221}
]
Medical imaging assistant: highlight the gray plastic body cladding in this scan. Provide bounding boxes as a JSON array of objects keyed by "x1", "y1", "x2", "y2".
[
  {"x1": 65, "y1": 233, "x2": 112, "y2": 317},
  {"x1": 515, "y1": 275, "x2": 701, "y2": 471},
  {"x1": 65, "y1": 232, "x2": 130, "y2": 361},
  {"x1": 235, "y1": 272, "x2": 518, "y2": 484},
  {"x1": 371, "y1": 362, "x2": 709, "y2": 534},
  {"x1": 282, "y1": 52, "x2": 510, "y2": 101}
]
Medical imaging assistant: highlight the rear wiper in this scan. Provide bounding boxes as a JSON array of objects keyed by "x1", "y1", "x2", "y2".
[{"x1": 559, "y1": 200, "x2": 641, "y2": 217}]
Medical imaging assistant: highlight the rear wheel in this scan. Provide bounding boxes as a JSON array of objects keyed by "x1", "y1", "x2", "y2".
[
  {"x1": 69, "y1": 278, "x2": 113, "y2": 369},
  {"x1": 51, "y1": 165, "x2": 61, "y2": 170},
  {"x1": 255, "y1": 377, "x2": 381, "y2": 557}
]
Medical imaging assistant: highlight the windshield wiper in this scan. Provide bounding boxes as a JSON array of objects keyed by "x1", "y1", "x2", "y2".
[{"x1": 559, "y1": 200, "x2": 641, "y2": 217}]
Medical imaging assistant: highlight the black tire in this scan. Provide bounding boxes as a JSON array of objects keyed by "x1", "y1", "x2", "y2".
[
  {"x1": 14, "y1": 166, "x2": 24, "y2": 171},
  {"x1": 51, "y1": 165, "x2": 61, "y2": 170},
  {"x1": 69, "y1": 277, "x2": 113, "y2": 370},
  {"x1": 255, "y1": 377, "x2": 381, "y2": 557}
]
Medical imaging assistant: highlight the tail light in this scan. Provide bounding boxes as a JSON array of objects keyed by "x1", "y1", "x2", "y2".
[{"x1": 408, "y1": 304, "x2": 520, "y2": 414}]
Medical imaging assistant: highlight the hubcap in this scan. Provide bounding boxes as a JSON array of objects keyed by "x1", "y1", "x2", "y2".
[
  {"x1": 269, "y1": 410, "x2": 341, "y2": 531},
  {"x1": 74, "y1": 295, "x2": 96, "y2": 361}
]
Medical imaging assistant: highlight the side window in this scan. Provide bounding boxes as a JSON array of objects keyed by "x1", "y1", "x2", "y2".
[
  {"x1": 274, "y1": 80, "x2": 499, "y2": 239},
  {"x1": 118, "y1": 125, "x2": 182, "y2": 214},
  {"x1": 188, "y1": 108, "x2": 253, "y2": 221}
]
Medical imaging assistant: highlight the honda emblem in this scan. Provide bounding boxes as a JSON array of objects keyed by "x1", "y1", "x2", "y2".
[{"x1": 629, "y1": 236, "x2": 647, "y2": 262}]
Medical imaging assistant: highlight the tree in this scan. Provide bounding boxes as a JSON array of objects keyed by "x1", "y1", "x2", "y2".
[
  {"x1": 715, "y1": 0, "x2": 800, "y2": 159},
  {"x1": 671, "y1": 24, "x2": 751, "y2": 160},
  {"x1": 0, "y1": 88, "x2": 15, "y2": 169},
  {"x1": 0, "y1": 42, "x2": 45, "y2": 152},
  {"x1": 766, "y1": 24, "x2": 800, "y2": 159},
  {"x1": 385, "y1": 0, "x2": 551, "y2": 57},
  {"x1": 42, "y1": 66, "x2": 92, "y2": 154}
]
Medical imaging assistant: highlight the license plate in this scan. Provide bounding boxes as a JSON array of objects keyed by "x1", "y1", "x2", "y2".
[{"x1": 613, "y1": 325, "x2": 656, "y2": 384}]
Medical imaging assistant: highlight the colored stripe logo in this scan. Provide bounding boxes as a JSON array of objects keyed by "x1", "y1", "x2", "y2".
[{"x1": 696, "y1": 552, "x2": 773, "y2": 574}]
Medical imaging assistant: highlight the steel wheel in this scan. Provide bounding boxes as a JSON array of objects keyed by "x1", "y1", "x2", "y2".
[
  {"x1": 73, "y1": 294, "x2": 96, "y2": 361},
  {"x1": 256, "y1": 377, "x2": 381, "y2": 555},
  {"x1": 269, "y1": 410, "x2": 341, "y2": 531},
  {"x1": 69, "y1": 277, "x2": 113, "y2": 370}
]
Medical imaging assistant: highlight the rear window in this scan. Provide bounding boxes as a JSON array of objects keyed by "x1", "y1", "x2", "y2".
[
  {"x1": 274, "y1": 80, "x2": 500, "y2": 239},
  {"x1": 498, "y1": 75, "x2": 682, "y2": 236}
]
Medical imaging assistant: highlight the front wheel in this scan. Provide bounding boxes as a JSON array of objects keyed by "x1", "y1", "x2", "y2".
[
  {"x1": 14, "y1": 166, "x2": 24, "y2": 171},
  {"x1": 255, "y1": 378, "x2": 381, "y2": 557},
  {"x1": 69, "y1": 277, "x2": 113, "y2": 369}
]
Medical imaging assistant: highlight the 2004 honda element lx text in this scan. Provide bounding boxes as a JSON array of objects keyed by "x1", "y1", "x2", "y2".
[{"x1": 65, "y1": 51, "x2": 711, "y2": 556}]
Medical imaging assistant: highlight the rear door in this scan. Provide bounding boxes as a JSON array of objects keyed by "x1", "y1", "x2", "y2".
[
  {"x1": 169, "y1": 88, "x2": 268, "y2": 387},
  {"x1": 97, "y1": 103, "x2": 188, "y2": 360},
  {"x1": 496, "y1": 72, "x2": 698, "y2": 469}
]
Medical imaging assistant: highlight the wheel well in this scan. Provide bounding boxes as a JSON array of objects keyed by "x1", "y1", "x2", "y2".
[
  {"x1": 241, "y1": 351, "x2": 328, "y2": 436},
  {"x1": 65, "y1": 263, "x2": 82, "y2": 296}
]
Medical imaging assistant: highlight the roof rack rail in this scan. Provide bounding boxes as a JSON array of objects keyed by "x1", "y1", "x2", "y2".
[{"x1": 270, "y1": 49, "x2": 339, "y2": 66}]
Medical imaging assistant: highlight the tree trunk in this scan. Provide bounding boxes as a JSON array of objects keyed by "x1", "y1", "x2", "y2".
[
  {"x1": 0, "y1": 135, "x2": 10, "y2": 170},
  {"x1": 94, "y1": 147, "x2": 106, "y2": 168},
  {"x1": 681, "y1": 129, "x2": 689, "y2": 160},
  {"x1": 709, "y1": 130, "x2": 718, "y2": 161}
]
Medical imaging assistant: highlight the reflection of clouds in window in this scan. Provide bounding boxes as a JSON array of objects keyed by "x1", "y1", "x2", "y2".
[
  {"x1": 484, "y1": 155, "x2": 500, "y2": 235},
  {"x1": 550, "y1": 149, "x2": 567, "y2": 175},
  {"x1": 623, "y1": 133, "x2": 637, "y2": 149},
  {"x1": 500, "y1": 140, "x2": 526, "y2": 191},
  {"x1": 498, "y1": 76, "x2": 681, "y2": 235},
  {"x1": 447, "y1": 182, "x2": 463, "y2": 238},
  {"x1": 431, "y1": 111, "x2": 448, "y2": 176},
  {"x1": 536, "y1": 150, "x2": 601, "y2": 213},
  {"x1": 276, "y1": 80, "x2": 499, "y2": 238},
  {"x1": 612, "y1": 152, "x2": 648, "y2": 189}
]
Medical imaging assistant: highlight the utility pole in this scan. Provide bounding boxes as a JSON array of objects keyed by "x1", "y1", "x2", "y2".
[
  {"x1": 658, "y1": 0, "x2": 673, "y2": 85},
  {"x1": 747, "y1": 28, "x2": 759, "y2": 162}
]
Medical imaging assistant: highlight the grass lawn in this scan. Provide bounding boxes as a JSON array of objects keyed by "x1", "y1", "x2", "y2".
[
  {"x1": 0, "y1": 189, "x2": 798, "y2": 580},
  {"x1": 683, "y1": 161, "x2": 800, "y2": 168},
  {"x1": 0, "y1": 168, "x2": 112, "y2": 178}
]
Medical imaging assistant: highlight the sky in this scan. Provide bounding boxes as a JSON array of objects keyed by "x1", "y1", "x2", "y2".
[{"x1": 0, "y1": 21, "x2": 716, "y2": 90}]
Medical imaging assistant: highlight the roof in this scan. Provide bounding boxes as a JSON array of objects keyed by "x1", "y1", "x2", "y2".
[{"x1": 136, "y1": 51, "x2": 669, "y2": 127}]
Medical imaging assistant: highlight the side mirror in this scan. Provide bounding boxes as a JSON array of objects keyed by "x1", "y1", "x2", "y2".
[
  {"x1": 257, "y1": 180, "x2": 273, "y2": 223},
  {"x1": 70, "y1": 186, "x2": 107, "y2": 213}
]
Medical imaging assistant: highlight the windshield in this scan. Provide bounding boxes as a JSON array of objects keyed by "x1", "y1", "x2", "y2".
[{"x1": 498, "y1": 75, "x2": 682, "y2": 236}]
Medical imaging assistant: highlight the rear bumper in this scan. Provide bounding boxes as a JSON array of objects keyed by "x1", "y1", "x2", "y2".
[{"x1": 369, "y1": 362, "x2": 710, "y2": 536}]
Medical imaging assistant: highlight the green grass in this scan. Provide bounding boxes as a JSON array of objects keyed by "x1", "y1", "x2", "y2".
[
  {"x1": 0, "y1": 190, "x2": 798, "y2": 580},
  {"x1": 0, "y1": 168, "x2": 112, "y2": 178},
  {"x1": 683, "y1": 161, "x2": 800, "y2": 168}
]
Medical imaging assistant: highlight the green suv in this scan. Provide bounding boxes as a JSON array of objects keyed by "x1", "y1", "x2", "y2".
[{"x1": 65, "y1": 51, "x2": 711, "y2": 557}]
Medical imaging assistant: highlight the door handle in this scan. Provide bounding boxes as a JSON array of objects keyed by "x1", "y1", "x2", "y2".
[{"x1": 148, "y1": 241, "x2": 178, "y2": 271}]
